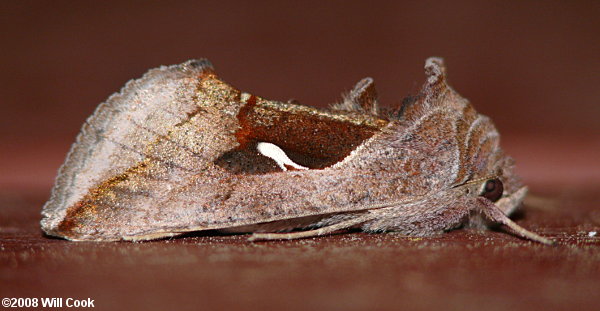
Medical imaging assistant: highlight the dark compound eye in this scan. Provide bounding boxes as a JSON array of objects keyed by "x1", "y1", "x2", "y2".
[{"x1": 480, "y1": 178, "x2": 504, "y2": 202}]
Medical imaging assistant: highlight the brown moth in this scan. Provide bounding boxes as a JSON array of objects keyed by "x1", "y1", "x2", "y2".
[{"x1": 41, "y1": 57, "x2": 553, "y2": 244}]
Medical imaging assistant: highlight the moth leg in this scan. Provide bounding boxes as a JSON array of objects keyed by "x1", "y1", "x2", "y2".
[
  {"x1": 248, "y1": 214, "x2": 374, "y2": 241},
  {"x1": 478, "y1": 197, "x2": 555, "y2": 245}
]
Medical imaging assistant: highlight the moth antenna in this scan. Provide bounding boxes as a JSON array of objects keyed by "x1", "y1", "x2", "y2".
[
  {"x1": 248, "y1": 213, "x2": 375, "y2": 241},
  {"x1": 478, "y1": 197, "x2": 555, "y2": 245}
]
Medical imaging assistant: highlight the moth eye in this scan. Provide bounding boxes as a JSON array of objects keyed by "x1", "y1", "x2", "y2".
[{"x1": 480, "y1": 178, "x2": 504, "y2": 202}]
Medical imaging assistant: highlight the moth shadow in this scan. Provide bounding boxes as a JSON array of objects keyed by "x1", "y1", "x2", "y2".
[{"x1": 509, "y1": 208, "x2": 526, "y2": 221}]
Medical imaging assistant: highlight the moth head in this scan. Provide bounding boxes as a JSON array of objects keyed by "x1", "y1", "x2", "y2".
[
  {"x1": 454, "y1": 151, "x2": 533, "y2": 242},
  {"x1": 486, "y1": 153, "x2": 527, "y2": 216},
  {"x1": 466, "y1": 169, "x2": 551, "y2": 244},
  {"x1": 457, "y1": 150, "x2": 527, "y2": 218},
  {"x1": 473, "y1": 175, "x2": 527, "y2": 216}
]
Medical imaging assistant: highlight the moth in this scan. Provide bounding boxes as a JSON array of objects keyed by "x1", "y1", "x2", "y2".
[{"x1": 41, "y1": 57, "x2": 553, "y2": 244}]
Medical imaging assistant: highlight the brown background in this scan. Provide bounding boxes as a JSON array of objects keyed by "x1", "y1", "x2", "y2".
[{"x1": 1, "y1": 1, "x2": 599, "y2": 311}]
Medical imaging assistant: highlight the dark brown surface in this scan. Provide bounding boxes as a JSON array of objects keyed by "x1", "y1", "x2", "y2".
[
  {"x1": 1, "y1": 1, "x2": 599, "y2": 310},
  {"x1": 1, "y1": 187, "x2": 599, "y2": 311}
]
